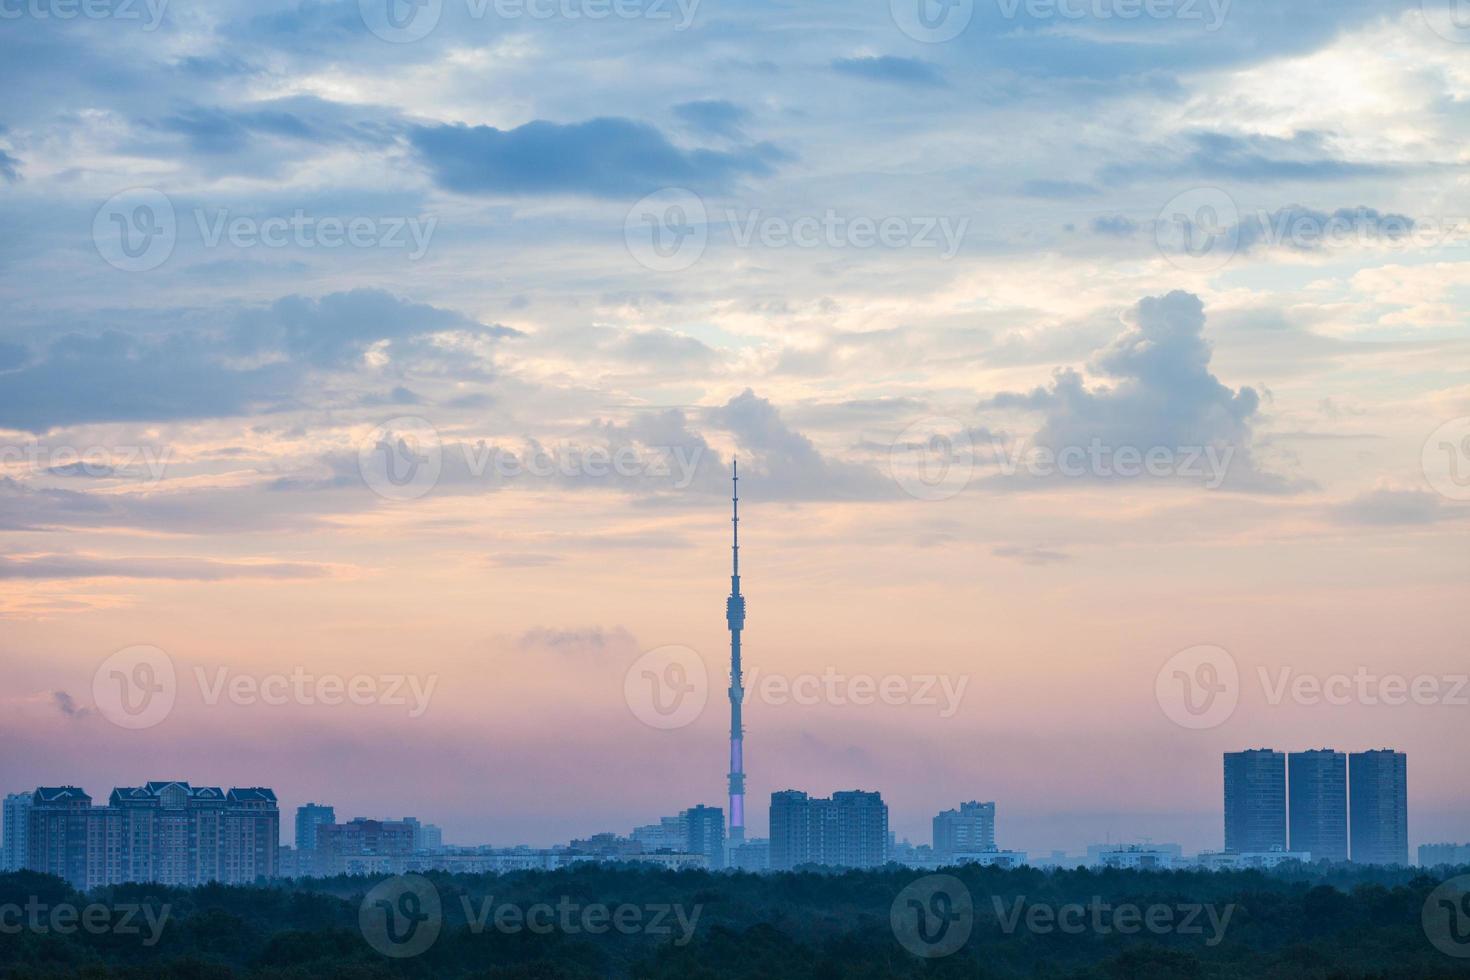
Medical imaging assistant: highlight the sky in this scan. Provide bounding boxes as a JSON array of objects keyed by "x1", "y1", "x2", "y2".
[{"x1": 1, "y1": 0, "x2": 1468, "y2": 858}]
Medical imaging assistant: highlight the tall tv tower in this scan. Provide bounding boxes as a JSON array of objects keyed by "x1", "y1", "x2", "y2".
[{"x1": 726, "y1": 460, "x2": 746, "y2": 846}]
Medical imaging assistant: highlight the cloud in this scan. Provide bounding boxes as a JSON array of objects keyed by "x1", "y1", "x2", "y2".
[
  {"x1": 1231, "y1": 205, "x2": 1415, "y2": 253},
  {"x1": 0, "y1": 148, "x2": 18, "y2": 183},
  {"x1": 673, "y1": 100, "x2": 749, "y2": 138},
  {"x1": 0, "y1": 290, "x2": 515, "y2": 430},
  {"x1": 231, "y1": 288, "x2": 519, "y2": 369},
  {"x1": 706, "y1": 389, "x2": 893, "y2": 500},
  {"x1": 983, "y1": 291, "x2": 1293, "y2": 491},
  {"x1": 1331, "y1": 488, "x2": 1451, "y2": 526},
  {"x1": 0, "y1": 554, "x2": 333, "y2": 581},
  {"x1": 831, "y1": 56, "x2": 945, "y2": 87},
  {"x1": 408, "y1": 118, "x2": 780, "y2": 197},
  {"x1": 993, "y1": 545, "x2": 1072, "y2": 565},
  {"x1": 1091, "y1": 215, "x2": 1137, "y2": 237},
  {"x1": 517, "y1": 626, "x2": 637, "y2": 656},
  {"x1": 0, "y1": 330, "x2": 297, "y2": 432},
  {"x1": 1105, "y1": 131, "x2": 1392, "y2": 184},
  {"x1": 46, "y1": 462, "x2": 117, "y2": 478},
  {"x1": 52, "y1": 691, "x2": 91, "y2": 719}
]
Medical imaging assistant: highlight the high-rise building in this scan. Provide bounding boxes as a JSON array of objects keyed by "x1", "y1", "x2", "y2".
[
  {"x1": 726, "y1": 462, "x2": 747, "y2": 848},
  {"x1": 932, "y1": 801, "x2": 996, "y2": 862},
  {"x1": 295, "y1": 803, "x2": 335, "y2": 852},
  {"x1": 3, "y1": 793, "x2": 32, "y2": 871},
  {"x1": 769, "y1": 790, "x2": 888, "y2": 870},
  {"x1": 1288, "y1": 749, "x2": 1347, "y2": 862},
  {"x1": 1350, "y1": 749, "x2": 1408, "y2": 865},
  {"x1": 682, "y1": 805, "x2": 726, "y2": 871},
  {"x1": 25, "y1": 782, "x2": 278, "y2": 888},
  {"x1": 26, "y1": 787, "x2": 92, "y2": 887},
  {"x1": 770, "y1": 791, "x2": 813, "y2": 870},
  {"x1": 1224, "y1": 749, "x2": 1286, "y2": 853}
]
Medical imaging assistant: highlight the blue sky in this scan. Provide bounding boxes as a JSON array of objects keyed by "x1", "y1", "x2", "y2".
[{"x1": 0, "y1": 0, "x2": 1467, "y2": 854}]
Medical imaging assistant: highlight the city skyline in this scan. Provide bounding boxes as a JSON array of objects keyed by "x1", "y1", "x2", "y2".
[{"x1": 3, "y1": 0, "x2": 1469, "y2": 866}]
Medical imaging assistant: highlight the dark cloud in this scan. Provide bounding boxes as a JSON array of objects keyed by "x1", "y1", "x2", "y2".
[
  {"x1": 673, "y1": 100, "x2": 750, "y2": 138},
  {"x1": 0, "y1": 290, "x2": 515, "y2": 430},
  {"x1": 46, "y1": 462, "x2": 117, "y2": 478},
  {"x1": 0, "y1": 330, "x2": 298, "y2": 432},
  {"x1": 1232, "y1": 205, "x2": 1414, "y2": 253},
  {"x1": 231, "y1": 288, "x2": 519, "y2": 369},
  {"x1": 832, "y1": 56, "x2": 945, "y2": 87},
  {"x1": 52, "y1": 691, "x2": 91, "y2": 719},
  {"x1": 408, "y1": 118, "x2": 780, "y2": 197},
  {"x1": 1106, "y1": 131, "x2": 1392, "y2": 184},
  {"x1": 1091, "y1": 214, "x2": 1137, "y2": 237}
]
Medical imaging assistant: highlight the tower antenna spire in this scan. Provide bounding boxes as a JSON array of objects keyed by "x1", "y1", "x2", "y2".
[{"x1": 726, "y1": 457, "x2": 746, "y2": 852}]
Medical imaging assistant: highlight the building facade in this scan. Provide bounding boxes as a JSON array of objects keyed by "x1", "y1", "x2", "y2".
[
  {"x1": 769, "y1": 790, "x2": 888, "y2": 870},
  {"x1": 3, "y1": 793, "x2": 32, "y2": 871},
  {"x1": 25, "y1": 783, "x2": 278, "y2": 888},
  {"x1": 932, "y1": 801, "x2": 996, "y2": 862},
  {"x1": 1350, "y1": 749, "x2": 1408, "y2": 865},
  {"x1": 294, "y1": 803, "x2": 335, "y2": 852},
  {"x1": 1288, "y1": 749, "x2": 1347, "y2": 862},
  {"x1": 682, "y1": 805, "x2": 726, "y2": 871},
  {"x1": 316, "y1": 818, "x2": 416, "y2": 875},
  {"x1": 1224, "y1": 749, "x2": 1286, "y2": 853}
]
